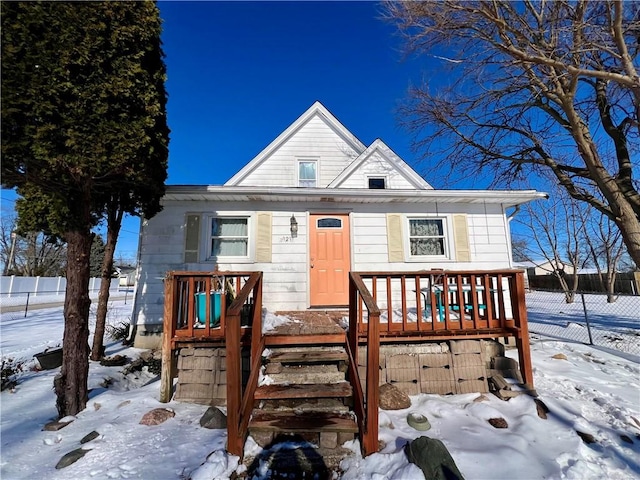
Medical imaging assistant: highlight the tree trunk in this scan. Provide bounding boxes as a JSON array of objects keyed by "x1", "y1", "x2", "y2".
[
  {"x1": 90, "y1": 212, "x2": 122, "y2": 361},
  {"x1": 54, "y1": 227, "x2": 92, "y2": 418},
  {"x1": 613, "y1": 199, "x2": 640, "y2": 269},
  {"x1": 556, "y1": 270, "x2": 577, "y2": 303},
  {"x1": 606, "y1": 271, "x2": 617, "y2": 304}
]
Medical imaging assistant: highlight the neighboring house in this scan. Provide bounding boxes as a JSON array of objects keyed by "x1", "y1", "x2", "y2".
[
  {"x1": 515, "y1": 260, "x2": 576, "y2": 277},
  {"x1": 132, "y1": 102, "x2": 546, "y2": 348},
  {"x1": 114, "y1": 265, "x2": 137, "y2": 288}
]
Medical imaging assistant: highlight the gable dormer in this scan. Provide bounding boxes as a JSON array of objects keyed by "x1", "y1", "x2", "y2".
[
  {"x1": 225, "y1": 102, "x2": 366, "y2": 188},
  {"x1": 328, "y1": 139, "x2": 432, "y2": 190}
]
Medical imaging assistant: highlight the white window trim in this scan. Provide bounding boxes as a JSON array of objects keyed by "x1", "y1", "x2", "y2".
[
  {"x1": 404, "y1": 215, "x2": 453, "y2": 262},
  {"x1": 204, "y1": 212, "x2": 253, "y2": 263},
  {"x1": 366, "y1": 175, "x2": 387, "y2": 189},
  {"x1": 297, "y1": 158, "x2": 319, "y2": 188}
]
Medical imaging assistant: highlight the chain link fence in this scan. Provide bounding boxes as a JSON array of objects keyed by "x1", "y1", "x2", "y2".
[{"x1": 525, "y1": 289, "x2": 640, "y2": 357}]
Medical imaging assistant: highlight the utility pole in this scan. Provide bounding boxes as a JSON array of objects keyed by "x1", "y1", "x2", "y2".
[{"x1": 4, "y1": 231, "x2": 17, "y2": 275}]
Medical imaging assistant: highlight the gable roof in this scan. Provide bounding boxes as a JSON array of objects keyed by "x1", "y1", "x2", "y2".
[
  {"x1": 225, "y1": 101, "x2": 366, "y2": 186},
  {"x1": 328, "y1": 138, "x2": 432, "y2": 190}
]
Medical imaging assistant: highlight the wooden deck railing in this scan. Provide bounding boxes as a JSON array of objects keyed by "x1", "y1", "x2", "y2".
[
  {"x1": 160, "y1": 271, "x2": 260, "y2": 403},
  {"x1": 351, "y1": 269, "x2": 533, "y2": 382},
  {"x1": 353, "y1": 270, "x2": 520, "y2": 335},
  {"x1": 347, "y1": 269, "x2": 533, "y2": 456}
]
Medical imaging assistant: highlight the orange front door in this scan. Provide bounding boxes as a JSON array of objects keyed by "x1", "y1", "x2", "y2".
[{"x1": 309, "y1": 214, "x2": 351, "y2": 306}]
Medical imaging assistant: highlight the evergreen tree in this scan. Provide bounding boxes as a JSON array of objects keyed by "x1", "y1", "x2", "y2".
[
  {"x1": 90, "y1": 235, "x2": 106, "y2": 278},
  {"x1": 1, "y1": 2, "x2": 169, "y2": 416}
]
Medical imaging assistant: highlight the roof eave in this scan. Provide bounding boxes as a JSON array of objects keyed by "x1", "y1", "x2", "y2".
[{"x1": 163, "y1": 185, "x2": 548, "y2": 206}]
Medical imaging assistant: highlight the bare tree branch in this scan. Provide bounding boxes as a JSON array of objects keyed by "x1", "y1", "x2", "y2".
[{"x1": 385, "y1": 0, "x2": 640, "y2": 267}]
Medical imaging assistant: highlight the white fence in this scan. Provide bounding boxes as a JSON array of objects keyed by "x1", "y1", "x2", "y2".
[
  {"x1": 0, "y1": 276, "x2": 128, "y2": 316},
  {"x1": 1, "y1": 275, "x2": 120, "y2": 298}
]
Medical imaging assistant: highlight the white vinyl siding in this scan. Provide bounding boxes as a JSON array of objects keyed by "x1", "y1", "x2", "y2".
[{"x1": 232, "y1": 115, "x2": 360, "y2": 187}]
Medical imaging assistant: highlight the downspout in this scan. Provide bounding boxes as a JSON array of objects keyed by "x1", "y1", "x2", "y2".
[
  {"x1": 507, "y1": 204, "x2": 521, "y2": 223},
  {"x1": 506, "y1": 205, "x2": 521, "y2": 269}
]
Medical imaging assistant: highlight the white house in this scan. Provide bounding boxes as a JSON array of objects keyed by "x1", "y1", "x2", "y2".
[{"x1": 131, "y1": 102, "x2": 546, "y2": 348}]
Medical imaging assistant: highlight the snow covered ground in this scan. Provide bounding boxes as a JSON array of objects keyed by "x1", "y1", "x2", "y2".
[{"x1": 1, "y1": 298, "x2": 639, "y2": 479}]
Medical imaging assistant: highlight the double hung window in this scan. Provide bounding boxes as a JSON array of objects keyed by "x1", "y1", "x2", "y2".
[
  {"x1": 408, "y1": 218, "x2": 447, "y2": 257},
  {"x1": 210, "y1": 217, "x2": 248, "y2": 257},
  {"x1": 298, "y1": 160, "x2": 317, "y2": 187}
]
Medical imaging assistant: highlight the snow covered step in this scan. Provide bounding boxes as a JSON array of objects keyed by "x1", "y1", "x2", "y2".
[
  {"x1": 249, "y1": 411, "x2": 358, "y2": 435},
  {"x1": 254, "y1": 382, "x2": 352, "y2": 401},
  {"x1": 265, "y1": 349, "x2": 348, "y2": 365},
  {"x1": 264, "y1": 363, "x2": 346, "y2": 384},
  {"x1": 257, "y1": 398, "x2": 350, "y2": 414}
]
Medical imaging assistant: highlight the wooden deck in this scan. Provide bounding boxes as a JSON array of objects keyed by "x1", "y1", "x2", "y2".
[
  {"x1": 159, "y1": 269, "x2": 534, "y2": 460},
  {"x1": 265, "y1": 311, "x2": 347, "y2": 345}
]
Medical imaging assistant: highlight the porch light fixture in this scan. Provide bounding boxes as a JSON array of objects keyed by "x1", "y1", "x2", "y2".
[{"x1": 290, "y1": 214, "x2": 298, "y2": 238}]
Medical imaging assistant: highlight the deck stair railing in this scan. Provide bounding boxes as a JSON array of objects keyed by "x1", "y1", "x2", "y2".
[
  {"x1": 347, "y1": 272, "x2": 381, "y2": 456},
  {"x1": 224, "y1": 272, "x2": 263, "y2": 457}
]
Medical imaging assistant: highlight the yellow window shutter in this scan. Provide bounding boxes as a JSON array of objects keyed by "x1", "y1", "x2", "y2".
[
  {"x1": 453, "y1": 214, "x2": 471, "y2": 262},
  {"x1": 256, "y1": 213, "x2": 272, "y2": 263},
  {"x1": 184, "y1": 214, "x2": 200, "y2": 263},
  {"x1": 386, "y1": 214, "x2": 404, "y2": 262}
]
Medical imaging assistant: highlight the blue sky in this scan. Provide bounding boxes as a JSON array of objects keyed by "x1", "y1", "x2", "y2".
[
  {"x1": 0, "y1": 1, "x2": 469, "y2": 262},
  {"x1": 161, "y1": 1, "x2": 431, "y2": 186}
]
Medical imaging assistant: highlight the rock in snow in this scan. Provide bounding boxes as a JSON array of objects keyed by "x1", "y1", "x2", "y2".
[
  {"x1": 379, "y1": 383, "x2": 411, "y2": 410},
  {"x1": 139, "y1": 408, "x2": 175, "y2": 426}
]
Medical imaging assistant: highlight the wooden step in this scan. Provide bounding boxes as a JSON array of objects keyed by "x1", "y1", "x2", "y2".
[
  {"x1": 250, "y1": 411, "x2": 358, "y2": 434},
  {"x1": 258, "y1": 398, "x2": 350, "y2": 414},
  {"x1": 266, "y1": 350, "x2": 348, "y2": 365},
  {"x1": 264, "y1": 363, "x2": 346, "y2": 385},
  {"x1": 264, "y1": 363, "x2": 341, "y2": 375},
  {"x1": 266, "y1": 371, "x2": 346, "y2": 385},
  {"x1": 254, "y1": 382, "x2": 352, "y2": 400}
]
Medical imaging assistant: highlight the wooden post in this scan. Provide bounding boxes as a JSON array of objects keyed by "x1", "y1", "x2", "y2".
[
  {"x1": 348, "y1": 274, "x2": 359, "y2": 369},
  {"x1": 513, "y1": 272, "x2": 534, "y2": 388},
  {"x1": 226, "y1": 309, "x2": 243, "y2": 456},
  {"x1": 160, "y1": 273, "x2": 175, "y2": 403},
  {"x1": 250, "y1": 273, "x2": 263, "y2": 362},
  {"x1": 364, "y1": 308, "x2": 380, "y2": 456}
]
